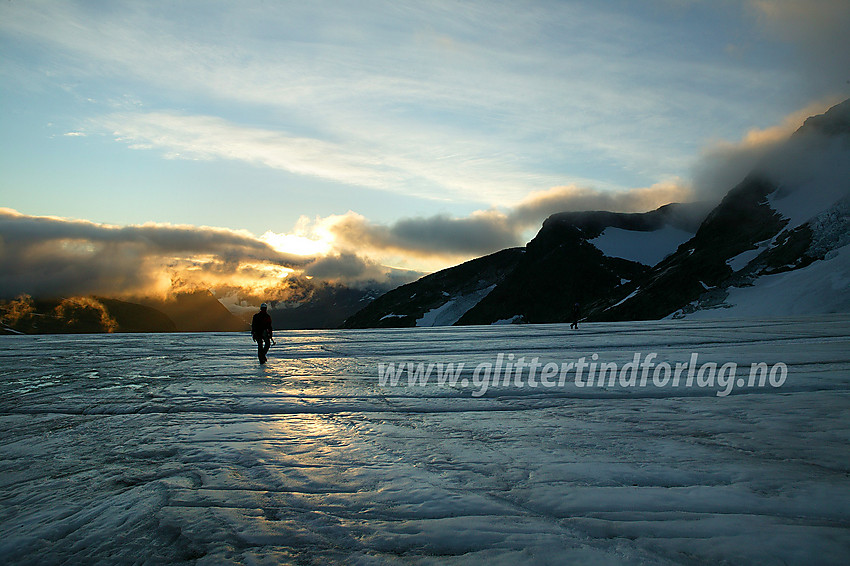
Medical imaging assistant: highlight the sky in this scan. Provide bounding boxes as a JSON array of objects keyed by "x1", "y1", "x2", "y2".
[{"x1": 1, "y1": 0, "x2": 849, "y2": 303}]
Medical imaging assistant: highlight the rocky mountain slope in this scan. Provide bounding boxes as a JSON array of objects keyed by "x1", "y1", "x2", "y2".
[
  {"x1": 457, "y1": 203, "x2": 707, "y2": 325},
  {"x1": 342, "y1": 248, "x2": 526, "y2": 328},
  {"x1": 604, "y1": 98, "x2": 850, "y2": 320},
  {"x1": 0, "y1": 296, "x2": 176, "y2": 334},
  {"x1": 343, "y1": 203, "x2": 706, "y2": 328},
  {"x1": 344, "y1": 98, "x2": 850, "y2": 327},
  {"x1": 140, "y1": 291, "x2": 247, "y2": 332}
]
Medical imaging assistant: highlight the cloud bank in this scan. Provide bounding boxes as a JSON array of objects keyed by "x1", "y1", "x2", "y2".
[
  {"x1": 320, "y1": 181, "x2": 695, "y2": 259},
  {"x1": 0, "y1": 209, "x2": 401, "y2": 300}
]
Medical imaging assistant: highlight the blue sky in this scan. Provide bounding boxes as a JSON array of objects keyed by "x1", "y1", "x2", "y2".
[{"x1": 1, "y1": 0, "x2": 848, "y2": 297}]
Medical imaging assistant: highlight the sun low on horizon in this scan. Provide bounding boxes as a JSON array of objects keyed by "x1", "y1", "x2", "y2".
[{"x1": 2, "y1": 0, "x2": 849, "y2": 306}]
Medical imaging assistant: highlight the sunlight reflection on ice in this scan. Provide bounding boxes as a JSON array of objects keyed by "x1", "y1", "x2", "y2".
[{"x1": 1, "y1": 316, "x2": 849, "y2": 564}]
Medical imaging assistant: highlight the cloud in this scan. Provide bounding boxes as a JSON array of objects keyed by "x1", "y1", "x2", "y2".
[
  {"x1": 54, "y1": 297, "x2": 119, "y2": 332},
  {"x1": 507, "y1": 182, "x2": 694, "y2": 227},
  {"x1": 691, "y1": 98, "x2": 848, "y2": 200},
  {"x1": 0, "y1": 208, "x2": 422, "y2": 301},
  {"x1": 0, "y1": 208, "x2": 309, "y2": 299},
  {"x1": 2, "y1": 0, "x2": 788, "y2": 207},
  {"x1": 323, "y1": 211, "x2": 516, "y2": 258},
  {"x1": 750, "y1": 0, "x2": 850, "y2": 94},
  {"x1": 303, "y1": 252, "x2": 421, "y2": 287},
  {"x1": 95, "y1": 111, "x2": 574, "y2": 205},
  {"x1": 318, "y1": 180, "x2": 694, "y2": 259},
  {"x1": 99, "y1": 112, "x2": 414, "y2": 197},
  {"x1": 0, "y1": 208, "x2": 307, "y2": 262}
]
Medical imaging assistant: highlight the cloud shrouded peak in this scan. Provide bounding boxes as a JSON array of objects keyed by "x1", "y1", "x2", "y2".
[{"x1": 691, "y1": 97, "x2": 850, "y2": 201}]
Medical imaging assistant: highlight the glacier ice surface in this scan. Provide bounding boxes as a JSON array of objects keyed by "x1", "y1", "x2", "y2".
[{"x1": 2, "y1": 317, "x2": 850, "y2": 564}]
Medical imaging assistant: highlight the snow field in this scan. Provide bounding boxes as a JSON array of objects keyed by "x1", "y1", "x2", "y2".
[
  {"x1": 588, "y1": 226, "x2": 694, "y2": 266},
  {"x1": 1, "y1": 317, "x2": 849, "y2": 564},
  {"x1": 685, "y1": 246, "x2": 850, "y2": 319}
]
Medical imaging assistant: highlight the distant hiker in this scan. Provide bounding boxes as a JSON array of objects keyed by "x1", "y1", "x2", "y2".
[
  {"x1": 251, "y1": 303, "x2": 273, "y2": 364},
  {"x1": 570, "y1": 302, "x2": 580, "y2": 330}
]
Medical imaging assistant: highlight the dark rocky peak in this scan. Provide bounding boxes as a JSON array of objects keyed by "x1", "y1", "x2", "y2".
[{"x1": 795, "y1": 98, "x2": 850, "y2": 138}]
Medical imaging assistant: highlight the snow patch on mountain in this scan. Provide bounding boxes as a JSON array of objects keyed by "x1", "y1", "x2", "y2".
[
  {"x1": 380, "y1": 313, "x2": 406, "y2": 321},
  {"x1": 770, "y1": 182, "x2": 848, "y2": 230},
  {"x1": 607, "y1": 288, "x2": 641, "y2": 310},
  {"x1": 590, "y1": 225, "x2": 694, "y2": 266},
  {"x1": 492, "y1": 315, "x2": 524, "y2": 325},
  {"x1": 727, "y1": 247, "x2": 763, "y2": 272},
  {"x1": 416, "y1": 285, "x2": 497, "y2": 327},
  {"x1": 679, "y1": 245, "x2": 850, "y2": 319}
]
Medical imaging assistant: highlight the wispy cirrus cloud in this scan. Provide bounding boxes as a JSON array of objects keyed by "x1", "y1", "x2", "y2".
[
  {"x1": 1, "y1": 0, "x2": 802, "y2": 209},
  {"x1": 95, "y1": 111, "x2": 566, "y2": 203}
]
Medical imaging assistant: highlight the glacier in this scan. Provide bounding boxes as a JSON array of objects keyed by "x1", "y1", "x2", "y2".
[
  {"x1": 416, "y1": 285, "x2": 497, "y2": 328},
  {"x1": 686, "y1": 246, "x2": 850, "y2": 319},
  {"x1": 2, "y1": 317, "x2": 850, "y2": 564}
]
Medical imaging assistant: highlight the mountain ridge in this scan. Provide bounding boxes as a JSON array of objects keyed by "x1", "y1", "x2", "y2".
[{"x1": 344, "y1": 98, "x2": 850, "y2": 327}]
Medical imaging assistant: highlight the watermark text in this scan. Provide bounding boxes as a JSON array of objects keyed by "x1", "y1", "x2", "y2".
[{"x1": 377, "y1": 352, "x2": 788, "y2": 397}]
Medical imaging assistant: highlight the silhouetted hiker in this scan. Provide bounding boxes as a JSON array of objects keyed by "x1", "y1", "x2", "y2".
[
  {"x1": 251, "y1": 303, "x2": 273, "y2": 364},
  {"x1": 570, "y1": 302, "x2": 580, "y2": 330}
]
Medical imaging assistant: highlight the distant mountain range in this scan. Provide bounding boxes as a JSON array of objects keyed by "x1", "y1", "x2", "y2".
[
  {"x1": 0, "y1": 291, "x2": 247, "y2": 335},
  {"x1": 344, "y1": 98, "x2": 850, "y2": 328},
  {"x1": 0, "y1": 282, "x2": 385, "y2": 335},
  {"x1": 268, "y1": 284, "x2": 385, "y2": 330}
]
